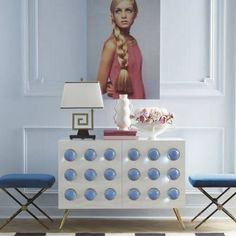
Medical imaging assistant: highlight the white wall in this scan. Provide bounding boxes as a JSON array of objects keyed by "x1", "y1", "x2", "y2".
[{"x1": 0, "y1": 0, "x2": 235, "y2": 219}]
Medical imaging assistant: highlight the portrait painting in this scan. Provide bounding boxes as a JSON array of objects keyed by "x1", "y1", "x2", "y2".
[{"x1": 87, "y1": 0, "x2": 160, "y2": 99}]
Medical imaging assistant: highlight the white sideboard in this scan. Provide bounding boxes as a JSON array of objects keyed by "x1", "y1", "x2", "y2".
[{"x1": 58, "y1": 139, "x2": 185, "y2": 210}]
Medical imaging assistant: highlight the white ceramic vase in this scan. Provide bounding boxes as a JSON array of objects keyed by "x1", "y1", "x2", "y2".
[{"x1": 114, "y1": 94, "x2": 131, "y2": 130}]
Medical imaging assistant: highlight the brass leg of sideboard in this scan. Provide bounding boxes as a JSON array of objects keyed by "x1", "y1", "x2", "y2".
[
  {"x1": 173, "y1": 208, "x2": 185, "y2": 229},
  {"x1": 59, "y1": 209, "x2": 69, "y2": 230}
]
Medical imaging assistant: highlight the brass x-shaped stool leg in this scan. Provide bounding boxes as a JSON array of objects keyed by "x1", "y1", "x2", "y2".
[
  {"x1": 0, "y1": 188, "x2": 50, "y2": 230},
  {"x1": 15, "y1": 188, "x2": 53, "y2": 222},
  {"x1": 192, "y1": 187, "x2": 236, "y2": 229}
]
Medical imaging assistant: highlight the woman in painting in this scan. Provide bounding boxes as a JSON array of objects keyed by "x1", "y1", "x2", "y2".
[{"x1": 97, "y1": 0, "x2": 145, "y2": 99}]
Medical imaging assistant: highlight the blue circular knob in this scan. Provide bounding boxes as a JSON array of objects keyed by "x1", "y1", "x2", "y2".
[
  {"x1": 104, "y1": 168, "x2": 116, "y2": 181},
  {"x1": 148, "y1": 148, "x2": 160, "y2": 161},
  {"x1": 167, "y1": 168, "x2": 180, "y2": 180},
  {"x1": 64, "y1": 169, "x2": 77, "y2": 181},
  {"x1": 64, "y1": 188, "x2": 77, "y2": 201},
  {"x1": 84, "y1": 188, "x2": 97, "y2": 201},
  {"x1": 148, "y1": 188, "x2": 160, "y2": 200},
  {"x1": 128, "y1": 148, "x2": 140, "y2": 161},
  {"x1": 104, "y1": 188, "x2": 116, "y2": 200},
  {"x1": 84, "y1": 169, "x2": 97, "y2": 181},
  {"x1": 104, "y1": 148, "x2": 116, "y2": 161},
  {"x1": 84, "y1": 149, "x2": 97, "y2": 161},
  {"x1": 64, "y1": 149, "x2": 77, "y2": 161},
  {"x1": 128, "y1": 188, "x2": 140, "y2": 200},
  {"x1": 128, "y1": 168, "x2": 141, "y2": 181},
  {"x1": 148, "y1": 168, "x2": 160, "y2": 180},
  {"x1": 167, "y1": 148, "x2": 180, "y2": 161},
  {"x1": 168, "y1": 187, "x2": 180, "y2": 200}
]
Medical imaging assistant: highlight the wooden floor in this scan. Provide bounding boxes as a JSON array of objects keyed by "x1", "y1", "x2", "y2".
[{"x1": 0, "y1": 218, "x2": 236, "y2": 233}]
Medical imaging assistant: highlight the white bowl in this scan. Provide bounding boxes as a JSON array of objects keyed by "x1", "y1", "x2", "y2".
[{"x1": 134, "y1": 122, "x2": 170, "y2": 140}]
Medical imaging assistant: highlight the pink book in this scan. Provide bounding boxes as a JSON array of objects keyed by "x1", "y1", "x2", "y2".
[
  {"x1": 104, "y1": 129, "x2": 137, "y2": 136},
  {"x1": 103, "y1": 135, "x2": 138, "y2": 140}
]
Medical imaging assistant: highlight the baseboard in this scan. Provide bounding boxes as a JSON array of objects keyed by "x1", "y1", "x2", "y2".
[{"x1": 0, "y1": 206, "x2": 235, "y2": 220}]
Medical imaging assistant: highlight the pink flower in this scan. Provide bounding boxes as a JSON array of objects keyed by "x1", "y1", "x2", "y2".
[
  {"x1": 139, "y1": 115, "x2": 146, "y2": 123},
  {"x1": 159, "y1": 117, "x2": 166, "y2": 124},
  {"x1": 131, "y1": 107, "x2": 174, "y2": 126}
]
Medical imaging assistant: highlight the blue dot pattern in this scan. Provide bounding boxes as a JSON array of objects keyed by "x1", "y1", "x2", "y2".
[
  {"x1": 61, "y1": 143, "x2": 183, "y2": 206},
  {"x1": 148, "y1": 168, "x2": 160, "y2": 180},
  {"x1": 84, "y1": 149, "x2": 97, "y2": 161},
  {"x1": 168, "y1": 187, "x2": 180, "y2": 200},
  {"x1": 84, "y1": 169, "x2": 97, "y2": 181},
  {"x1": 128, "y1": 188, "x2": 140, "y2": 200},
  {"x1": 104, "y1": 148, "x2": 116, "y2": 161},
  {"x1": 104, "y1": 168, "x2": 116, "y2": 181},
  {"x1": 167, "y1": 148, "x2": 180, "y2": 161},
  {"x1": 148, "y1": 188, "x2": 160, "y2": 200},
  {"x1": 148, "y1": 148, "x2": 160, "y2": 161},
  {"x1": 167, "y1": 168, "x2": 180, "y2": 180},
  {"x1": 64, "y1": 169, "x2": 77, "y2": 181},
  {"x1": 64, "y1": 188, "x2": 77, "y2": 201},
  {"x1": 84, "y1": 188, "x2": 97, "y2": 201},
  {"x1": 104, "y1": 188, "x2": 116, "y2": 200},
  {"x1": 128, "y1": 168, "x2": 141, "y2": 181},
  {"x1": 128, "y1": 148, "x2": 140, "y2": 161},
  {"x1": 64, "y1": 149, "x2": 77, "y2": 161}
]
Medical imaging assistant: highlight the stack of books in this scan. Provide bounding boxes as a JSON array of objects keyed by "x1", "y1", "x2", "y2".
[{"x1": 103, "y1": 129, "x2": 138, "y2": 140}]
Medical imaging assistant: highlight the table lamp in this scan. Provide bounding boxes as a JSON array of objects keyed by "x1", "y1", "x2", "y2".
[{"x1": 61, "y1": 81, "x2": 104, "y2": 140}]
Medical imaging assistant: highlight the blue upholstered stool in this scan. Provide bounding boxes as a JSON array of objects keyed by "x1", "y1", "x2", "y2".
[
  {"x1": 0, "y1": 173, "x2": 55, "y2": 230},
  {"x1": 189, "y1": 174, "x2": 236, "y2": 229}
]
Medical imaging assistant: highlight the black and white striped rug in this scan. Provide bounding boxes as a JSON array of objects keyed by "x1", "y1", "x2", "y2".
[{"x1": 0, "y1": 233, "x2": 234, "y2": 236}]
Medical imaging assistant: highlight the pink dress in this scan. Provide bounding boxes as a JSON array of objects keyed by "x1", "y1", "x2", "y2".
[{"x1": 109, "y1": 40, "x2": 145, "y2": 99}]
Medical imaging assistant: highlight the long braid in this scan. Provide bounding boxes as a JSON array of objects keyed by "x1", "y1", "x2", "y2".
[
  {"x1": 112, "y1": 23, "x2": 133, "y2": 94},
  {"x1": 110, "y1": 0, "x2": 138, "y2": 95}
]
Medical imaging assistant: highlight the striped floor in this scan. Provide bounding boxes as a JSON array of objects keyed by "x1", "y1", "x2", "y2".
[{"x1": 0, "y1": 233, "x2": 235, "y2": 236}]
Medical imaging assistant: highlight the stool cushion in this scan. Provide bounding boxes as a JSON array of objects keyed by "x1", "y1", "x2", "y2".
[
  {"x1": 189, "y1": 174, "x2": 236, "y2": 187},
  {"x1": 0, "y1": 174, "x2": 55, "y2": 188}
]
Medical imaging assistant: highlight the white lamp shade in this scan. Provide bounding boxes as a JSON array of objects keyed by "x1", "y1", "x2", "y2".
[{"x1": 61, "y1": 82, "x2": 104, "y2": 109}]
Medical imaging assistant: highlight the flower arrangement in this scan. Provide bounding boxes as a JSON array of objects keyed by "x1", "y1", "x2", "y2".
[
  {"x1": 131, "y1": 107, "x2": 174, "y2": 125},
  {"x1": 130, "y1": 107, "x2": 174, "y2": 139}
]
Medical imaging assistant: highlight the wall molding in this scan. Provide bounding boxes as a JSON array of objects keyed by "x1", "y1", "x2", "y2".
[
  {"x1": 22, "y1": 0, "x2": 226, "y2": 97},
  {"x1": 22, "y1": 0, "x2": 65, "y2": 96},
  {"x1": 22, "y1": 0, "x2": 87, "y2": 96},
  {"x1": 169, "y1": 125, "x2": 225, "y2": 174},
  {"x1": 161, "y1": 0, "x2": 226, "y2": 97},
  {"x1": 22, "y1": 0, "x2": 42, "y2": 96}
]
